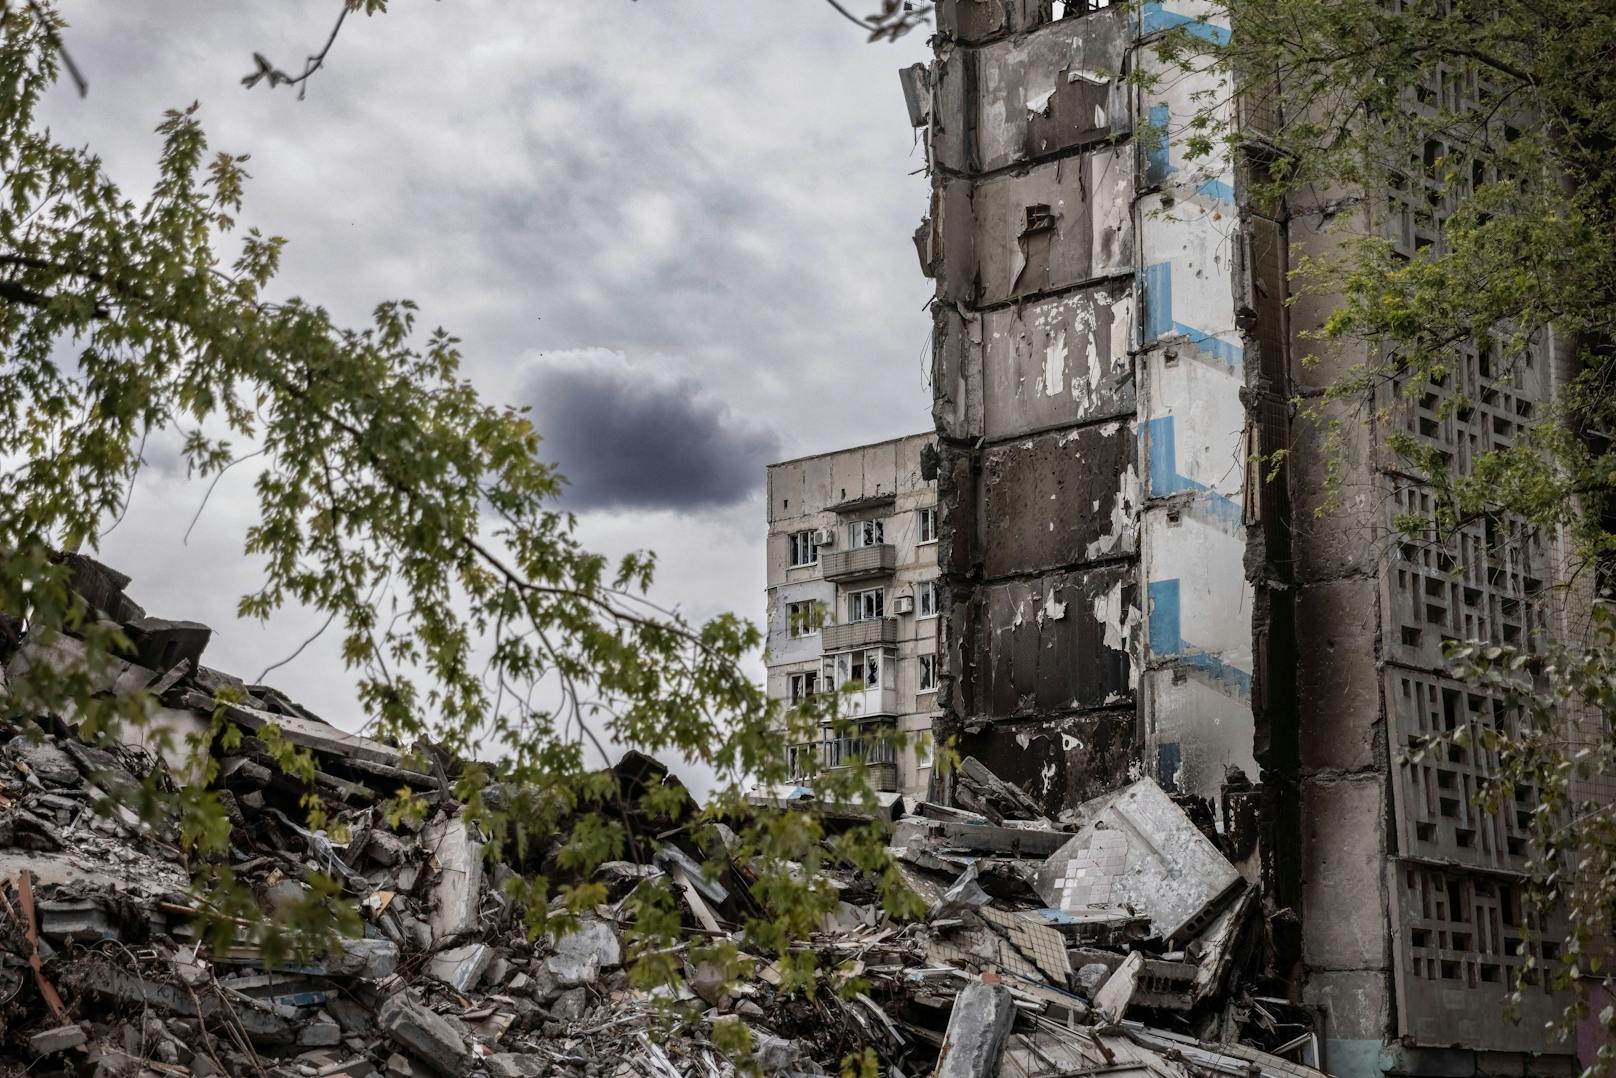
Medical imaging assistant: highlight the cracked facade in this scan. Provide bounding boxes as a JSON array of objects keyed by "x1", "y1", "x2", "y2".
[{"x1": 904, "y1": 1, "x2": 1591, "y2": 1075}]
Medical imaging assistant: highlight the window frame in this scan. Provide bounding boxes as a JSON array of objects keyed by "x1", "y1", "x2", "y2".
[
  {"x1": 917, "y1": 506, "x2": 938, "y2": 545},
  {"x1": 915, "y1": 734, "x2": 934, "y2": 770},
  {"x1": 823, "y1": 648, "x2": 891, "y2": 691},
  {"x1": 788, "y1": 530, "x2": 820, "y2": 568},
  {"x1": 848, "y1": 587, "x2": 885, "y2": 622},
  {"x1": 824, "y1": 651, "x2": 861, "y2": 689},
  {"x1": 788, "y1": 671, "x2": 819, "y2": 704},
  {"x1": 918, "y1": 653, "x2": 938, "y2": 692},
  {"x1": 786, "y1": 599, "x2": 822, "y2": 639},
  {"x1": 916, "y1": 580, "x2": 938, "y2": 619},
  {"x1": 849, "y1": 519, "x2": 885, "y2": 549}
]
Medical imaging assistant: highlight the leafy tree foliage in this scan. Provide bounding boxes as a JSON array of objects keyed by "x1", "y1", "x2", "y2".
[
  {"x1": 1150, "y1": 0, "x2": 1616, "y2": 1063},
  {"x1": 0, "y1": 1, "x2": 916, "y2": 1032},
  {"x1": 1443, "y1": 621, "x2": 1616, "y2": 1069}
]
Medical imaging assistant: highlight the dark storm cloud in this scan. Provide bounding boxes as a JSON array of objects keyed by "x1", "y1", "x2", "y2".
[{"x1": 518, "y1": 359, "x2": 780, "y2": 513}]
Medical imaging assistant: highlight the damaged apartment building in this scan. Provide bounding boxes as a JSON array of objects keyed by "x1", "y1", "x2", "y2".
[
  {"x1": 899, "y1": 0, "x2": 1591, "y2": 1075},
  {"x1": 764, "y1": 433, "x2": 942, "y2": 798}
]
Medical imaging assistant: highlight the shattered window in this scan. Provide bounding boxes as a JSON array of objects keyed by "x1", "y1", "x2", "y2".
[
  {"x1": 788, "y1": 530, "x2": 819, "y2": 567},
  {"x1": 789, "y1": 671, "x2": 818, "y2": 703},
  {"x1": 918, "y1": 507, "x2": 937, "y2": 544},
  {"x1": 918, "y1": 654, "x2": 937, "y2": 692},
  {"x1": 866, "y1": 649, "x2": 882, "y2": 689},
  {"x1": 917, "y1": 580, "x2": 938, "y2": 618},
  {"x1": 850, "y1": 519, "x2": 885, "y2": 549},
  {"x1": 825, "y1": 652, "x2": 858, "y2": 689},
  {"x1": 787, "y1": 600, "x2": 822, "y2": 639},
  {"x1": 848, "y1": 588, "x2": 885, "y2": 622}
]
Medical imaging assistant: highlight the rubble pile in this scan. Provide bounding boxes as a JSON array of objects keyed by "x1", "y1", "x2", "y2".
[{"x1": 0, "y1": 556, "x2": 1331, "y2": 1077}]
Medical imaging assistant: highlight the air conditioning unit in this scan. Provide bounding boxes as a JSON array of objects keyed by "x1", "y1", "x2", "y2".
[
  {"x1": 892, "y1": 594, "x2": 915, "y2": 616},
  {"x1": 812, "y1": 526, "x2": 836, "y2": 547}
]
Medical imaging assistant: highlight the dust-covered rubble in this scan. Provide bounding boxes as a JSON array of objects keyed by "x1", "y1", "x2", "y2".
[{"x1": 0, "y1": 555, "x2": 1332, "y2": 1077}]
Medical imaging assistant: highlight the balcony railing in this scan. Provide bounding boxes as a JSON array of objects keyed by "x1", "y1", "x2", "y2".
[
  {"x1": 821, "y1": 544, "x2": 896, "y2": 583},
  {"x1": 786, "y1": 735, "x2": 898, "y2": 793},
  {"x1": 821, "y1": 617, "x2": 898, "y2": 653}
]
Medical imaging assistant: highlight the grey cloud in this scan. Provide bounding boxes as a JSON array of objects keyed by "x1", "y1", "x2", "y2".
[
  {"x1": 517, "y1": 359, "x2": 780, "y2": 513},
  {"x1": 36, "y1": 2, "x2": 933, "y2": 734}
]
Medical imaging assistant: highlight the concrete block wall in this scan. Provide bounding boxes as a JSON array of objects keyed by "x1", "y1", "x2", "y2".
[{"x1": 1282, "y1": 78, "x2": 1579, "y2": 1077}]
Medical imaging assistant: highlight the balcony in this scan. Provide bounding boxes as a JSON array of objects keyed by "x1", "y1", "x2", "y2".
[
  {"x1": 821, "y1": 617, "x2": 898, "y2": 653},
  {"x1": 821, "y1": 544, "x2": 895, "y2": 583},
  {"x1": 838, "y1": 682, "x2": 899, "y2": 719},
  {"x1": 786, "y1": 734, "x2": 898, "y2": 793}
]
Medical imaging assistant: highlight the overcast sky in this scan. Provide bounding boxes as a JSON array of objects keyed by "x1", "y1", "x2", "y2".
[{"x1": 40, "y1": 3, "x2": 934, "y2": 741}]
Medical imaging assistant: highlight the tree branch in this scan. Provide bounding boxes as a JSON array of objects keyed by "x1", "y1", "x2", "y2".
[{"x1": 241, "y1": 1, "x2": 350, "y2": 100}]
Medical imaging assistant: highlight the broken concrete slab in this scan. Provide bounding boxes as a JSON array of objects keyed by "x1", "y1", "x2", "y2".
[
  {"x1": 486, "y1": 1055, "x2": 545, "y2": 1078},
  {"x1": 7, "y1": 734, "x2": 80, "y2": 786},
  {"x1": 123, "y1": 616, "x2": 212, "y2": 673},
  {"x1": 30, "y1": 1023, "x2": 88, "y2": 1055},
  {"x1": 1037, "y1": 778, "x2": 1242, "y2": 944},
  {"x1": 426, "y1": 942, "x2": 491, "y2": 993},
  {"x1": 955, "y1": 755, "x2": 1050, "y2": 822},
  {"x1": 544, "y1": 917, "x2": 621, "y2": 987},
  {"x1": 893, "y1": 816, "x2": 1070, "y2": 859},
  {"x1": 185, "y1": 694, "x2": 422, "y2": 776},
  {"x1": 298, "y1": 1011, "x2": 344, "y2": 1047},
  {"x1": 422, "y1": 813, "x2": 484, "y2": 942},
  {"x1": 1091, "y1": 949, "x2": 1142, "y2": 1023},
  {"x1": 930, "y1": 862, "x2": 992, "y2": 919},
  {"x1": 754, "y1": 1031, "x2": 802, "y2": 1074},
  {"x1": 362, "y1": 829, "x2": 408, "y2": 867},
  {"x1": 377, "y1": 992, "x2": 471, "y2": 1076},
  {"x1": 332, "y1": 937, "x2": 400, "y2": 980},
  {"x1": 57, "y1": 551, "x2": 144, "y2": 623},
  {"x1": 1124, "y1": 1023, "x2": 1331, "y2": 1078},
  {"x1": 935, "y1": 980, "x2": 1017, "y2": 1078},
  {"x1": 38, "y1": 898, "x2": 129, "y2": 943},
  {"x1": 62, "y1": 958, "x2": 295, "y2": 1047},
  {"x1": 550, "y1": 985, "x2": 588, "y2": 1022}
]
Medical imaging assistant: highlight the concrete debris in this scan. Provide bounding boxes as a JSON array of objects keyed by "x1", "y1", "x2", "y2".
[
  {"x1": 379, "y1": 992, "x2": 473, "y2": 1075},
  {"x1": 545, "y1": 916, "x2": 623, "y2": 988},
  {"x1": 6, "y1": 734, "x2": 80, "y2": 786},
  {"x1": 1038, "y1": 778, "x2": 1244, "y2": 944},
  {"x1": 0, "y1": 553, "x2": 1334, "y2": 1076},
  {"x1": 1091, "y1": 949, "x2": 1144, "y2": 1024},
  {"x1": 423, "y1": 813, "x2": 485, "y2": 940},
  {"x1": 428, "y1": 941, "x2": 493, "y2": 993},
  {"x1": 335, "y1": 936, "x2": 403, "y2": 980},
  {"x1": 936, "y1": 981, "x2": 1017, "y2": 1078},
  {"x1": 30, "y1": 1023, "x2": 87, "y2": 1055}
]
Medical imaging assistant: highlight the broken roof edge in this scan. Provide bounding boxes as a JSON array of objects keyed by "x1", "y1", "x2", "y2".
[
  {"x1": 824, "y1": 491, "x2": 898, "y2": 514},
  {"x1": 765, "y1": 430, "x2": 936, "y2": 472}
]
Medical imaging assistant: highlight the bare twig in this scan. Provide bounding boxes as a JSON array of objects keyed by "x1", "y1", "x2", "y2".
[
  {"x1": 821, "y1": 0, "x2": 877, "y2": 31},
  {"x1": 254, "y1": 605, "x2": 339, "y2": 683},
  {"x1": 241, "y1": 1, "x2": 351, "y2": 100},
  {"x1": 183, "y1": 448, "x2": 267, "y2": 544}
]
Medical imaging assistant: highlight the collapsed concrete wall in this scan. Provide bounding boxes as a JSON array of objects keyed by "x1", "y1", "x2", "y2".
[
  {"x1": 920, "y1": 0, "x2": 1265, "y2": 829},
  {"x1": 924, "y1": 3, "x2": 1144, "y2": 817}
]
